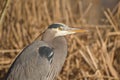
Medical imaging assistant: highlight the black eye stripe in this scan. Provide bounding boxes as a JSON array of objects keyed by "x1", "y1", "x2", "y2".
[
  {"x1": 48, "y1": 24, "x2": 64, "y2": 29},
  {"x1": 38, "y1": 46, "x2": 54, "y2": 63}
]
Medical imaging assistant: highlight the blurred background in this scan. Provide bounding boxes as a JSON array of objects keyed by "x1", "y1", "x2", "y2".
[{"x1": 0, "y1": 0, "x2": 120, "y2": 80}]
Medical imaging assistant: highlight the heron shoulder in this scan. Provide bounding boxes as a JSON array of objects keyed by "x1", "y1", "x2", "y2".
[
  {"x1": 38, "y1": 46, "x2": 54, "y2": 63},
  {"x1": 18, "y1": 40, "x2": 54, "y2": 64},
  {"x1": 6, "y1": 40, "x2": 52, "y2": 80}
]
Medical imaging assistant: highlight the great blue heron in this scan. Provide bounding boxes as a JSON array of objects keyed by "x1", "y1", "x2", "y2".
[{"x1": 6, "y1": 23, "x2": 87, "y2": 80}]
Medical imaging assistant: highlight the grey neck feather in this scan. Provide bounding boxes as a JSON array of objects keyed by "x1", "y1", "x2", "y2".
[
  {"x1": 42, "y1": 29, "x2": 56, "y2": 42},
  {"x1": 41, "y1": 29, "x2": 67, "y2": 48}
]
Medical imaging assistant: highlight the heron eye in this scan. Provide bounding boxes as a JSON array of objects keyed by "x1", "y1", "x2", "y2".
[{"x1": 58, "y1": 27, "x2": 63, "y2": 30}]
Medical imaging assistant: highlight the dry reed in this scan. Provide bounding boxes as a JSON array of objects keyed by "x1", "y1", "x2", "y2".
[{"x1": 0, "y1": 0, "x2": 120, "y2": 80}]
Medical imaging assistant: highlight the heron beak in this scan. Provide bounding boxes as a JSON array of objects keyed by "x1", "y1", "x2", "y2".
[
  {"x1": 68, "y1": 27, "x2": 88, "y2": 34},
  {"x1": 55, "y1": 27, "x2": 88, "y2": 37}
]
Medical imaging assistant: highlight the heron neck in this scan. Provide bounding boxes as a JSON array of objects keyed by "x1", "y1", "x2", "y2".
[
  {"x1": 53, "y1": 36, "x2": 67, "y2": 47},
  {"x1": 42, "y1": 34, "x2": 55, "y2": 43},
  {"x1": 41, "y1": 29, "x2": 56, "y2": 42},
  {"x1": 41, "y1": 30, "x2": 67, "y2": 47},
  {"x1": 42, "y1": 36, "x2": 66, "y2": 45}
]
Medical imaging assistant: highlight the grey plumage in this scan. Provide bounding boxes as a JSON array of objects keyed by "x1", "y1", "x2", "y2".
[{"x1": 6, "y1": 23, "x2": 87, "y2": 80}]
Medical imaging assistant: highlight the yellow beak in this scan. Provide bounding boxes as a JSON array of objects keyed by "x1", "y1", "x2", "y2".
[{"x1": 68, "y1": 28, "x2": 88, "y2": 33}]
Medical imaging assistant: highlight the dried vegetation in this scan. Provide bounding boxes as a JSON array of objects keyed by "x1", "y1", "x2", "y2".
[{"x1": 0, "y1": 0, "x2": 120, "y2": 80}]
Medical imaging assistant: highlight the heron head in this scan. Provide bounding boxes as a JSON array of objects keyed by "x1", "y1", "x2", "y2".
[{"x1": 48, "y1": 23, "x2": 88, "y2": 37}]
